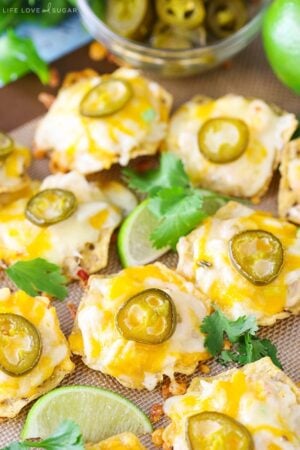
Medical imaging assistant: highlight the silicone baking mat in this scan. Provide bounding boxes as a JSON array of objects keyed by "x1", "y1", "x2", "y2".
[{"x1": 1, "y1": 39, "x2": 300, "y2": 447}]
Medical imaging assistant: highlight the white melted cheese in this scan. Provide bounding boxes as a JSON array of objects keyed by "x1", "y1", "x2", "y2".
[
  {"x1": 35, "y1": 68, "x2": 172, "y2": 174},
  {"x1": 0, "y1": 171, "x2": 122, "y2": 268},
  {"x1": 69, "y1": 263, "x2": 210, "y2": 390},
  {"x1": 163, "y1": 359, "x2": 300, "y2": 450},
  {"x1": 0, "y1": 145, "x2": 30, "y2": 189},
  {"x1": 167, "y1": 95, "x2": 297, "y2": 197},
  {"x1": 177, "y1": 201, "x2": 300, "y2": 324},
  {"x1": 0, "y1": 288, "x2": 73, "y2": 402}
]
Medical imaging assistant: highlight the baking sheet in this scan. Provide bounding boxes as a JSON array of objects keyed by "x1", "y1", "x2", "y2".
[{"x1": 1, "y1": 51, "x2": 300, "y2": 446}]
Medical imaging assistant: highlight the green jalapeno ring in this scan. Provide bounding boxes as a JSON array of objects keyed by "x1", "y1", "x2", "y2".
[
  {"x1": 106, "y1": 0, "x2": 154, "y2": 40},
  {"x1": 80, "y1": 79, "x2": 133, "y2": 118},
  {"x1": 229, "y1": 230, "x2": 284, "y2": 286},
  {"x1": 156, "y1": 0, "x2": 205, "y2": 30},
  {"x1": 198, "y1": 117, "x2": 249, "y2": 164},
  {"x1": 206, "y1": 0, "x2": 248, "y2": 39},
  {"x1": 187, "y1": 411, "x2": 254, "y2": 450},
  {"x1": 0, "y1": 313, "x2": 42, "y2": 377},
  {"x1": 0, "y1": 132, "x2": 14, "y2": 159},
  {"x1": 116, "y1": 288, "x2": 177, "y2": 345},
  {"x1": 25, "y1": 188, "x2": 78, "y2": 227}
]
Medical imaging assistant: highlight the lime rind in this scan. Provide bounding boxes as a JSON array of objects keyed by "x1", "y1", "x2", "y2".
[{"x1": 21, "y1": 385, "x2": 152, "y2": 442}]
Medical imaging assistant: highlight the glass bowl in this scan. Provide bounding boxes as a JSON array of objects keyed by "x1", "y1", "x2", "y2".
[{"x1": 77, "y1": 0, "x2": 270, "y2": 77}]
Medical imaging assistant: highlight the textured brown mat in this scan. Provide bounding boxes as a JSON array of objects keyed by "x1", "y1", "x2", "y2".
[{"x1": 1, "y1": 42, "x2": 300, "y2": 446}]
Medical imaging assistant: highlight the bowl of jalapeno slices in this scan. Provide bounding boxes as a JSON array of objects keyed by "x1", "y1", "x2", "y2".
[{"x1": 77, "y1": 0, "x2": 270, "y2": 76}]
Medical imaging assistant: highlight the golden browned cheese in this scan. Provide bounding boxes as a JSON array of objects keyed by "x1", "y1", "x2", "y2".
[
  {"x1": 177, "y1": 201, "x2": 300, "y2": 325},
  {"x1": 163, "y1": 358, "x2": 300, "y2": 449},
  {"x1": 0, "y1": 288, "x2": 74, "y2": 418},
  {"x1": 279, "y1": 138, "x2": 300, "y2": 224},
  {"x1": 85, "y1": 432, "x2": 146, "y2": 450}
]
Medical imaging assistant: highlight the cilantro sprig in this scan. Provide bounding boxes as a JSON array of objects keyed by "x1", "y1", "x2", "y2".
[
  {"x1": 6, "y1": 258, "x2": 68, "y2": 301},
  {"x1": 200, "y1": 309, "x2": 282, "y2": 368},
  {"x1": 123, "y1": 153, "x2": 233, "y2": 249},
  {"x1": 2, "y1": 420, "x2": 84, "y2": 450}
]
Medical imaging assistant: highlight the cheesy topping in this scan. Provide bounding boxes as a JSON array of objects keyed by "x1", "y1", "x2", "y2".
[
  {"x1": 69, "y1": 263, "x2": 210, "y2": 390},
  {"x1": 0, "y1": 145, "x2": 30, "y2": 188},
  {"x1": 0, "y1": 288, "x2": 74, "y2": 411},
  {"x1": 166, "y1": 95, "x2": 297, "y2": 198},
  {"x1": 177, "y1": 201, "x2": 300, "y2": 325},
  {"x1": 279, "y1": 139, "x2": 300, "y2": 225},
  {"x1": 85, "y1": 433, "x2": 146, "y2": 450},
  {"x1": 163, "y1": 358, "x2": 300, "y2": 450},
  {"x1": 0, "y1": 172, "x2": 122, "y2": 277},
  {"x1": 34, "y1": 68, "x2": 172, "y2": 174}
]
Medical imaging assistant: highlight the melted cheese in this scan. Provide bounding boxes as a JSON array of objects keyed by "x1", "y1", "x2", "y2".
[
  {"x1": 177, "y1": 201, "x2": 300, "y2": 324},
  {"x1": 163, "y1": 359, "x2": 300, "y2": 450},
  {"x1": 0, "y1": 172, "x2": 122, "y2": 271},
  {"x1": 86, "y1": 433, "x2": 145, "y2": 450},
  {"x1": 69, "y1": 263, "x2": 210, "y2": 390},
  {"x1": 0, "y1": 288, "x2": 73, "y2": 404},
  {"x1": 0, "y1": 145, "x2": 31, "y2": 189},
  {"x1": 166, "y1": 95, "x2": 297, "y2": 198},
  {"x1": 35, "y1": 68, "x2": 172, "y2": 174}
]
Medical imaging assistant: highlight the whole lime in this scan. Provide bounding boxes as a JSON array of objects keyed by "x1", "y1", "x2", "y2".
[{"x1": 262, "y1": 0, "x2": 300, "y2": 94}]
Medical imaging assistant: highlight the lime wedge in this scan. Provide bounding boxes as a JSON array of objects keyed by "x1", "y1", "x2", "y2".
[
  {"x1": 117, "y1": 199, "x2": 169, "y2": 267},
  {"x1": 21, "y1": 385, "x2": 152, "y2": 442}
]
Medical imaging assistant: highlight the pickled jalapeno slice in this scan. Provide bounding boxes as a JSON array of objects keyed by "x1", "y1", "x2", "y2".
[
  {"x1": 151, "y1": 22, "x2": 193, "y2": 49},
  {"x1": 116, "y1": 288, "x2": 176, "y2": 344},
  {"x1": 156, "y1": 0, "x2": 205, "y2": 30},
  {"x1": 207, "y1": 0, "x2": 248, "y2": 39},
  {"x1": 80, "y1": 79, "x2": 132, "y2": 118},
  {"x1": 229, "y1": 230, "x2": 284, "y2": 285},
  {"x1": 187, "y1": 412, "x2": 254, "y2": 450},
  {"x1": 0, "y1": 132, "x2": 13, "y2": 158},
  {"x1": 198, "y1": 117, "x2": 249, "y2": 164},
  {"x1": 0, "y1": 313, "x2": 42, "y2": 376},
  {"x1": 106, "y1": 0, "x2": 154, "y2": 40},
  {"x1": 25, "y1": 188, "x2": 78, "y2": 227}
]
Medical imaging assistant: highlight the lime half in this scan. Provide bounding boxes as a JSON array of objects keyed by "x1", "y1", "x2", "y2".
[
  {"x1": 117, "y1": 199, "x2": 169, "y2": 267},
  {"x1": 21, "y1": 385, "x2": 152, "y2": 442}
]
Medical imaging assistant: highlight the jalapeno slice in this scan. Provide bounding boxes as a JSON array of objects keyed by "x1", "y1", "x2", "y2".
[
  {"x1": 156, "y1": 0, "x2": 205, "y2": 30},
  {"x1": 207, "y1": 0, "x2": 248, "y2": 39},
  {"x1": 116, "y1": 288, "x2": 176, "y2": 344},
  {"x1": 80, "y1": 79, "x2": 133, "y2": 118},
  {"x1": 151, "y1": 22, "x2": 193, "y2": 49},
  {"x1": 106, "y1": 0, "x2": 154, "y2": 40},
  {"x1": 187, "y1": 412, "x2": 254, "y2": 450},
  {"x1": 198, "y1": 117, "x2": 249, "y2": 164},
  {"x1": 0, "y1": 132, "x2": 13, "y2": 158},
  {"x1": 229, "y1": 230, "x2": 284, "y2": 286},
  {"x1": 0, "y1": 313, "x2": 42, "y2": 377},
  {"x1": 25, "y1": 188, "x2": 78, "y2": 227}
]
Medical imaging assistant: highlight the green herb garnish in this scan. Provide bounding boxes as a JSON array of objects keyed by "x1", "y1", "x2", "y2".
[
  {"x1": 6, "y1": 258, "x2": 68, "y2": 301},
  {"x1": 2, "y1": 420, "x2": 84, "y2": 450},
  {"x1": 123, "y1": 153, "x2": 233, "y2": 249},
  {"x1": 201, "y1": 309, "x2": 282, "y2": 368}
]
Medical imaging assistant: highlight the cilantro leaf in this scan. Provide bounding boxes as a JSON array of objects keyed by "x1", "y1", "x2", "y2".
[
  {"x1": 149, "y1": 187, "x2": 207, "y2": 249},
  {"x1": 219, "y1": 333, "x2": 282, "y2": 369},
  {"x1": 200, "y1": 309, "x2": 258, "y2": 356},
  {"x1": 202, "y1": 309, "x2": 282, "y2": 368},
  {"x1": 29, "y1": 421, "x2": 84, "y2": 449},
  {"x1": 1, "y1": 421, "x2": 84, "y2": 450},
  {"x1": 0, "y1": 30, "x2": 49, "y2": 87},
  {"x1": 122, "y1": 152, "x2": 235, "y2": 249},
  {"x1": 123, "y1": 153, "x2": 190, "y2": 195},
  {"x1": 6, "y1": 258, "x2": 68, "y2": 301}
]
